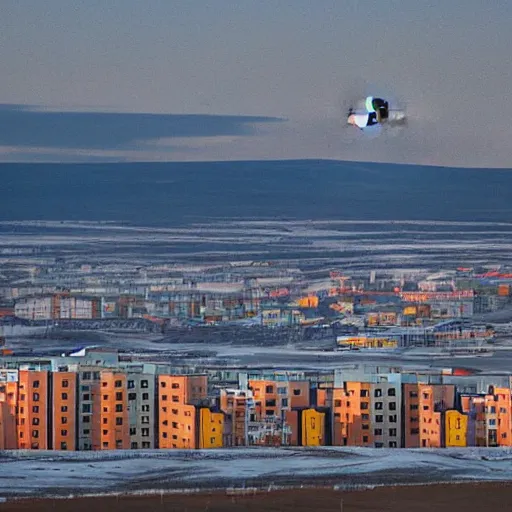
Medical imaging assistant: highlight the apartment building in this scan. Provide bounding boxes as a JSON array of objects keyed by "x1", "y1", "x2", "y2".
[
  {"x1": 0, "y1": 369, "x2": 17, "y2": 449},
  {"x1": 51, "y1": 371, "x2": 77, "y2": 451},
  {"x1": 127, "y1": 371, "x2": 156, "y2": 449},
  {"x1": 370, "y1": 381, "x2": 401, "y2": 449},
  {"x1": 17, "y1": 370, "x2": 50, "y2": 449},
  {"x1": 158, "y1": 374, "x2": 208, "y2": 449},
  {"x1": 332, "y1": 382, "x2": 373, "y2": 447},
  {"x1": 220, "y1": 388, "x2": 254, "y2": 447},
  {"x1": 403, "y1": 383, "x2": 455, "y2": 448}
]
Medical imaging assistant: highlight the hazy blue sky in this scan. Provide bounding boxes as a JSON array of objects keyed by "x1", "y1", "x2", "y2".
[{"x1": 2, "y1": 1, "x2": 512, "y2": 166}]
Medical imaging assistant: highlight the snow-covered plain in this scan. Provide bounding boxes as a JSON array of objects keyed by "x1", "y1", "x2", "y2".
[{"x1": 1, "y1": 447, "x2": 512, "y2": 497}]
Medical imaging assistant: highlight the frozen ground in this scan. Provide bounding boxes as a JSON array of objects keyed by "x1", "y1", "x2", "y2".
[{"x1": 1, "y1": 447, "x2": 512, "y2": 498}]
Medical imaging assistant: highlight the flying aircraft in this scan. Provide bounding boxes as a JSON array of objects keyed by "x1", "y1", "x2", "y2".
[{"x1": 346, "y1": 96, "x2": 406, "y2": 131}]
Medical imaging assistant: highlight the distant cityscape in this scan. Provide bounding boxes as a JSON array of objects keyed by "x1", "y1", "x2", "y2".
[{"x1": 2, "y1": 261, "x2": 512, "y2": 451}]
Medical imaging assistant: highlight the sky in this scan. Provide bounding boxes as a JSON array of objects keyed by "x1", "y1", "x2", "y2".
[{"x1": 1, "y1": 0, "x2": 512, "y2": 166}]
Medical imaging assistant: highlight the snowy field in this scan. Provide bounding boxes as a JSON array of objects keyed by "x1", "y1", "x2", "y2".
[{"x1": 1, "y1": 447, "x2": 512, "y2": 498}]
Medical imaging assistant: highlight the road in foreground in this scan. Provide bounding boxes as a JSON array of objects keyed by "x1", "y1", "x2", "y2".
[{"x1": 3, "y1": 483, "x2": 512, "y2": 512}]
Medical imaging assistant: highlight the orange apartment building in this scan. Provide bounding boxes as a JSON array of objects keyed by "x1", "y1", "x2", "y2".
[
  {"x1": 17, "y1": 370, "x2": 49, "y2": 450},
  {"x1": 0, "y1": 370, "x2": 17, "y2": 449},
  {"x1": 332, "y1": 382, "x2": 373, "y2": 447},
  {"x1": 52, "y1": 371, "x2": 77, "y2": 451},
  {"x1": 158, "y1": 374, "x2": 208, "y2": 449},
  {"x1": 99, "y1": 371, "x2": 130, "y2": 450},
  {"x1": 220, "y1": 388, "x2": 254, "y2": 447},
  {"x1": 461, "y1": 386, "x2": 512, "y2": 447},
  {"x1": 247, "y1": 379, "x2": 311, "y2": 446},
  {"x1": 403, "y1": 383, "x2": 455, "y2": 448}
]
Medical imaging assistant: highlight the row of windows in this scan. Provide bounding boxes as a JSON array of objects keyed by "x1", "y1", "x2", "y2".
[
  {"x1": 337, "y1": 414, "x2": 397, "y2": 423},
  {"x1": 160, "y1": 382, "x2": 181, "y2": 389},
  {"x1": 161, "y1": 407, "x2": 192, "y2": 416}
]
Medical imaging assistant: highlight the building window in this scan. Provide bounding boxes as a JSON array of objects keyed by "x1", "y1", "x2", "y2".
[
  {"x1": 103, "y1": 418, "x2": 108, "y2": 424},
  {"x1": 374, "y1": 428, "x2": 382, "y2": 436},
  {"x1": 172, "y1": 396, "x2": 179, "y2": 403},
  {"x1": 60, "y1": 442, "x2": 67, "y2": 450},
  {"x1": 172, "y1": 422, "x2": 179, "y2": 428},
  {"x1": 265, "y1": 385, "x2": 274, "y2": 394},
  {"x1": 142, "y1": 393, "x2": 149, "y2": 400},
  {"x1": 375, "y1": 442, "x2": 384, "y2": 448},
  {"x1": 389, "y1": 402, "x2": 397, "y2": 411},
  {"x1": 142, "y1": 429, "x2": 149, "y2": 437},
  {"x1": 115, "y1": 380, "x2": 123, "y2": 388},
  {"x1": 162, "y1": 395, "x2": 168, "y2": 401},
  {"x1": 33, "y1": 380, "x2": 40, "y2": 388},
  {"x1": 375, "y1": 415, "x2": 383, "y2": 423},
  {"x1": 362, "y1": 414, "x2": 370, "y2": 421},
  {"x1": 62, "y1": 380, "x2": 69, "y2": 388},
  {"x1": 171, "y1": 409, "x2": 178, "y2": 415},
  {"x1": 160, "y1": 381, "x2": 166, "y2": 388},
  {"x1": 389, "y1": 441, "x2": 397, "y2": 448},
  {"x1": 363, "y1": 436, "x2": 369, "y2": 443},
  {"x1": 375, "y1": 402, "x2": 383, "y2": 410},
  {"x1": 277, "y1": 387, "x2": 287, "y2": 395},
  {"x1": 388, "y1": 388, "x2": 396, "y2": 397},
  {"x1": 410, "y1": 404, "x2": 418, "y2": 411},
  {"x1": 61, "y1": 406, "x2": 68, "y2": 413},
  {"x1": 115, "y1": 404, "x2": 123, "y2": 412},
  {"x1": 116, "y1": 418, "x2": 123, "y2": 426},
  {"x1": 172, "y1": 383, "x2": 180, "y2": 389},
  {"x1": 362, "y1": 424, "x2": 369, "y2": 430},
  {"x1": 293, "y1": 389, "x2": 301, "y2": 396},
  {"x1": 374, "y1": 389, "x2": 382, "y2": 397},
  {"x1": 389, "y1": 428, "x2": 397, "y2": 437},
  {"x1": 142, "y1": 442, "x2": 150, "y2": 448},
  {"x1": 32, "y1": 406, "x2": 39, "y2": 413},
  {"x1": 128, "y1": 393, "x2": 137, "y2": 401},
  {"x1": 32, "y1": 430, "x2": 39, "y2": 438},
  {"x1": 141, "y1": 380, "x2": 149, "y2": 388},
  {"x1": 116, "y1": 392, "x2": 123, "y2": 401},
  {"x1": 82, "y1": 415, "x2": 90, "y2": 423},
  {"x1": 61, "y1": 429, "x2": 68, "y2": 437},
  {"x1": 128, "y1": 380, "x2": 135, "y2": 389},
  {"x1": 360, "y1": 390, "x2": 369, "y2": 397},
  {"x1": 361, "y1": 402, "x2": 369, "y2": 410},
  {"x1": 103, "y1": 430, "x2": 108, "y2": 435},
  {"x1": 130, "y1": 427, "x2": 137, "y2": 435},
  {"x1": 82, "y1": 372, "x2": 92, "y2": 380},
  {"x1": 281, "y1": 398, "x2": 288, "y2": 407},
  {"x1": 62, "y1": 417, "x2": 68, "y2": 424},
  {"x1": 410, "y1": 428, "x2": 419, "y2": 435},
  {"x1": 423, "y1": 405, "x2": 429, "y2": 411},
  {"x1": 32, "y1": 418, "x2": 40, "y2": 426},
  {"x1": 162, "y1": 432, "x2": 168, "y2": 439},
  {"x1": 142, "y1": 404, "x2": 150, "y2": 412},
  {"x1": 103, "y1": 442, "x2": 109, "y2": 448},
  {"x1": 131, "y1": 442, "x2": 138, "y2": 449},
  {"x1": 142, "y1": 416, "x2": 149, "y2": 424},
  {"x1": 103, "y1": 395, "x2": 109, "y2": 401},
  {"x1": 33, "y1": 393, "x2": 40, "y2": 402},
  {"x1": 409, "y1": 391, "x2": 418, "y2": 398},
  {"x1": 82, "y1": 393, "x2": 90, "y2": 401},
  {"x1": 334, "y1": 400, "x2": 342, "y2": 408}
]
